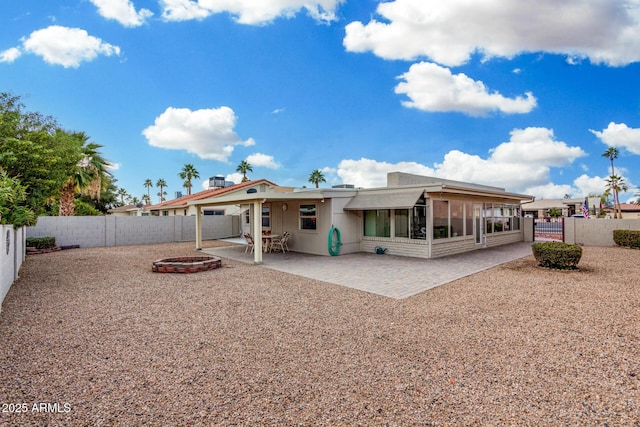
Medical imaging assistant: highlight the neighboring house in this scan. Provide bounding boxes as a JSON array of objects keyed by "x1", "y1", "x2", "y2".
[
  {"x1": 522, "y1": 197, "x2": 601, "y2": 218},
  {"x1": 145, "y1": 179, "x2": 280, "y2": 217},
  {"x1": 190, "y1": 172, "x2": 534, "y2": 263},
  {"x1": 603, "y1": 203, "x2": 640, "y2": 219},
  {"x1": 107, "y1": 204, "x2": 146, "y2": 216}
]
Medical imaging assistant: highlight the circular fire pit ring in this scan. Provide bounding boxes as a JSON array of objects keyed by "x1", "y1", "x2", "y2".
[{"x1": 152, "y1": 256, "x2": 222, "y2": 273}]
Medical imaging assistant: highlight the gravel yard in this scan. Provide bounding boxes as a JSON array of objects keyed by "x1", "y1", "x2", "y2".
[{"x1": 0, "y1": 241, "x2": 639, "y2": 426}]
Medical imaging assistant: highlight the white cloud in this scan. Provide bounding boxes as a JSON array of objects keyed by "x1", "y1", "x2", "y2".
[
  {"x1": 107, "y1": 162, "x2": 121, "y2": 171},
  {"x1": 572, "y1": 174, "x2": 607, "y2": 197},
  {"x1": 142, "y1": 106, "x2": 255, "y2": 161},
  {"x1": 0, "y1": 47, "x2": 21, "y2": 63},
  {"x1": 21, "y1": 26, "x2": 120, "y2": 68},
  {"x1": 523, "y1": 183, "x2": 576, "y2": 200},
  {"x1": 590, "y1": 122, "x2": 640, "y2": 155},
  {"x1": 344, "y1": 0, "x2": 640, "y2": 67},
  {"x1": 336, "y1": 158, "x2": 436, "y2": 188},
  {"x1": 90, "y1": 0, "x2": 153, "y2": 27},
  {"x1": 334, "y1": 127, "x2": 586, "y2": 194},
  {"x1": 225, "y1": 173, "x2": 244, "y2": 184},
  {"x1": 160, "y1": 0, "x2": 343, "y2": 25},
  {"x1": 246, "y1": 153, "x2": 280, "y2": 169},
  {"x1": 395, "y1": 62, "x2": 536, "y2": 116}
]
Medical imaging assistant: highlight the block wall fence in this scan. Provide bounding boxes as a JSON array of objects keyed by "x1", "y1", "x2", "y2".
[{"x1": 26, "y1": 215, "x2": 240, "y2": 248}]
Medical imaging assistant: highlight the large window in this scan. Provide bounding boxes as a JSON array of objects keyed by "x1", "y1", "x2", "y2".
[
  {"x1": 394, "y1": 209, "x2": 409, "y2": 238},
  {"x1": 465, "y1": 201, "x2": 473, "y2": 236},
  {"x1": 485, "y1": 203, "x2": 521, "y2": 233},
  {"x1": 262, "y1": 205, "x2": 270, "y2": 228},
  {"x1": 364, "y1": 210, "x2": 390, "y2": 237},
  {"x1": 432, "y1": 200, "x2": 449, "y2": 239},
  {"x1": 300, "y1": 204, "x2": 317, "y2": 230},
  {"x1": 450, "y1": 200, "x2": 464, "y2": 237},
  {"x1": 411, "y1": 196, "x2": 427, "y2": 240}
]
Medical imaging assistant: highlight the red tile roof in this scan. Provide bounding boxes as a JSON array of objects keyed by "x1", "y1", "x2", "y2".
[{"x1": 145, "y1": 179, "x2": 278, "y2": 211}]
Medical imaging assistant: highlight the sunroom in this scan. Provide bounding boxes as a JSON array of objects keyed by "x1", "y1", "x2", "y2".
[{"x1": 344, "y1": 175, "x2": 533, "y2": 259}]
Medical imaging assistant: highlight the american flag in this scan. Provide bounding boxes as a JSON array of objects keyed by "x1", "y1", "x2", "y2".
[{"x1": 582, "y1": 198, "x2": 589, "y2": 218}]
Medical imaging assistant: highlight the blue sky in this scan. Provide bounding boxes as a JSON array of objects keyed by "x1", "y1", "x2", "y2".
[{"x1": 2, "y1": 0, "x2": 640, "y2": 204}]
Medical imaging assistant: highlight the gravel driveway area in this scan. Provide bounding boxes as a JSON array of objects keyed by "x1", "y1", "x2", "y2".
[{"x1": 0, "y1": 241, "x2": 639, "y2": 426}]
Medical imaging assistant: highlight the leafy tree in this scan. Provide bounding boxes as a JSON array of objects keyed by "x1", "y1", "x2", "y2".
[
  {"x1": 602, "y1": 147, "x2": 620, "y2": 218},
  {"x1": 178, "y1": 164, "x2": 199, "y2": 195},
  {"x1": 58, "y1": 132, "x2": 112, "y2": 216},
  {"x1": 605, "y1": 175, "x2": 627, "y2": 219},
  {"x1": 2, "y1": 93, "x2": 117, "y2": 216},
  {"x1": 0, "y1": 93, "x2": 74, "y2": 215},
  {"x1": 155, "y1": 178, "x2": 167, "y2": 202},
  {"x1": 117, "y1": 187, "x2": 129, "y2": 205},
  {"x1": 548, "y1": 207, "x2": 562, "y2": 218},
  {"x1": 236, "y1": 160, "x2": 253, "y2": 182},
  {"x1": 308, "y1": 169, "x2": 326, "y2": 188},
  {"x1": 0, "y1": 170, "x2": 37, "y2": 227},
  {"x1": 144, "y1": 178, "x2": 153, "y2": 200}
]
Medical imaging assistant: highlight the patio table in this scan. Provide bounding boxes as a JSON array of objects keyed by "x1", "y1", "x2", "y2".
[{"x1": 261, "y1": 234, "x2": 280, "y2": 252}]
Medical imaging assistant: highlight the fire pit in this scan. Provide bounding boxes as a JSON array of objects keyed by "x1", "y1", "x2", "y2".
[{"x1": 152, "y1": 256, "x2": 222, "y2": 273}]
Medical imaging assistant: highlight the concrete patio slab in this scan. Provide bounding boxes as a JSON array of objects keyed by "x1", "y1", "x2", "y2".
[{"x1": 202, "y1": 241, "x2": 534, "y2": 299}]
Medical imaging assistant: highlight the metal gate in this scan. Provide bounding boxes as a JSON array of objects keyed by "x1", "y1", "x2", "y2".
[{"x1": 534, "y1": 217, "x2": 564, "y2": 242}]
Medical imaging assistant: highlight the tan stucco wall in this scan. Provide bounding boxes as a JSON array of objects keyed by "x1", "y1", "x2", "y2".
[{"x1": 564, "y1": 218, "x2": 640, "y2": 246}]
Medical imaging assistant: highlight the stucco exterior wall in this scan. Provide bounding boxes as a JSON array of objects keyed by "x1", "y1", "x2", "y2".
[
  {"x1": 1, "y1": 226, "x2": 26, "y2": 312},
  {"x1": 26, "y1": 215, "x2": 238, "y2": 248}
]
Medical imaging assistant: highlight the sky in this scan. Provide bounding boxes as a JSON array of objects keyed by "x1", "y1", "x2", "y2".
[{"x1": 2, "y1": 0, "x2": 640, "y2": 204}]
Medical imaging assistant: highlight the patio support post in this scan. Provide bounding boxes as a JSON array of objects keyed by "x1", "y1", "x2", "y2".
[
  {"x1": 252, "y1": 199, "x2": 263, "y2": 264},
  {"x1": 195, "y1": 206, "x2": 202, "y2": 250}
]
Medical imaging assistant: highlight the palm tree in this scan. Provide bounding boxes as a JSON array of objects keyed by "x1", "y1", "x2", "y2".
[
  {"x1": 602, "y1": 147, "x2": 620, "y2": 217},
  {"x1": 308, "y1": 169, "x2": 326, "y2": 188},
  {"x1": 605, "y1": 175, "x2": 627, "y2": 219},
  {"x1": 117, "y1": 187, "x2": 128, "y2": 205},
  {"x1": 58, "y1": 132, "x2": 112, "y2": 216},
  {"x1": 142, "y1": 194, "x2": 151, "y2": 205},
  {"x1": 236, "y1": 160, "x2": 253, "y2": 182},
  {"x1": 156, "y1": 178, "x2": 167, "y2": 203},
  {"x1": 143, "y1": 179, "x2": 153, "y2": 200},
  {"x1": 178, "y1": 164, "x2": 200, "y2": 195}
]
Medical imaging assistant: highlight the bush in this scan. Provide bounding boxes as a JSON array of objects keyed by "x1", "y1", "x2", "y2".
[
  {"x1": 26, "y1": 237, "x2": 56, "y2": 249},
  {"x1": 531, "y1": 242, "x2": 582, "y2": 270},
  {"x1": 613, "y1": 230, "x2": 640, "y2": 249}
]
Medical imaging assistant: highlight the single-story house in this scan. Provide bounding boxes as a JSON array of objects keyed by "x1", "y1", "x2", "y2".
[
  {"x1": 603, "y1": 203, "x2": 640, "y2": 219},
  {"x1": 145, "y1": 179, "x2": 280, "y2": 217},
  {"x1": 107, "y1": 204, "x2": 146, "y2": 216},
  {"x1": 190, "y1": 172, "x2": 534, "y2": 263},
  {"x1": 521, "y1": 197, "x2": 602, "y2": 218}
]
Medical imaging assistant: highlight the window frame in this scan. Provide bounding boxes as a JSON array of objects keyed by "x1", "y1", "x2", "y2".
[{"x1": 299, "y1": 204, "x2": 317, "y2": 230}]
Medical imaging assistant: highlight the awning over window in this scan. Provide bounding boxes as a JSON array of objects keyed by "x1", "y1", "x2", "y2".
[{"x1": 343, "y1": 189, "x2": 424, "y2": 210}]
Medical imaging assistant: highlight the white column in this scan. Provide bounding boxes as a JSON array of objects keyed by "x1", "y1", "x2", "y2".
[
  {"x1": 195, "y1": 207, "x2": 202, "y2": 250},
  {"x1": 252, "y1": 200, "x2": 263, "y2": 264}
]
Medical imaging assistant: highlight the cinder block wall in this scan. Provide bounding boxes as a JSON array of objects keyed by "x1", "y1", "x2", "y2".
[
  {"x1": 564, "y1": 218, "x2": 640, "y2": 246},
  {"x1": 26, "y1": 216, "x2": 238, "y2": 248}
]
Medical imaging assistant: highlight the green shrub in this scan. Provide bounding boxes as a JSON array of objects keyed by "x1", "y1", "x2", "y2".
[
  {"x1": 613, "y1": 230, "x2": 640, "y2": 249},
  {"x1": 531, "y1": 242, "x2": 582, "y2": 270},
  {"x1": 26, "y1": 237, "x2": 56, "y2": 249}
]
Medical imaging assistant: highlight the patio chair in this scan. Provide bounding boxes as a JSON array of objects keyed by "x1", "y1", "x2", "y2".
[
  {"x1": 243, "y1": 233, "x2": 255, "y2": 254},
  {"x1": 270, "y1": 232, "x2": 290, "y2": 253}
]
